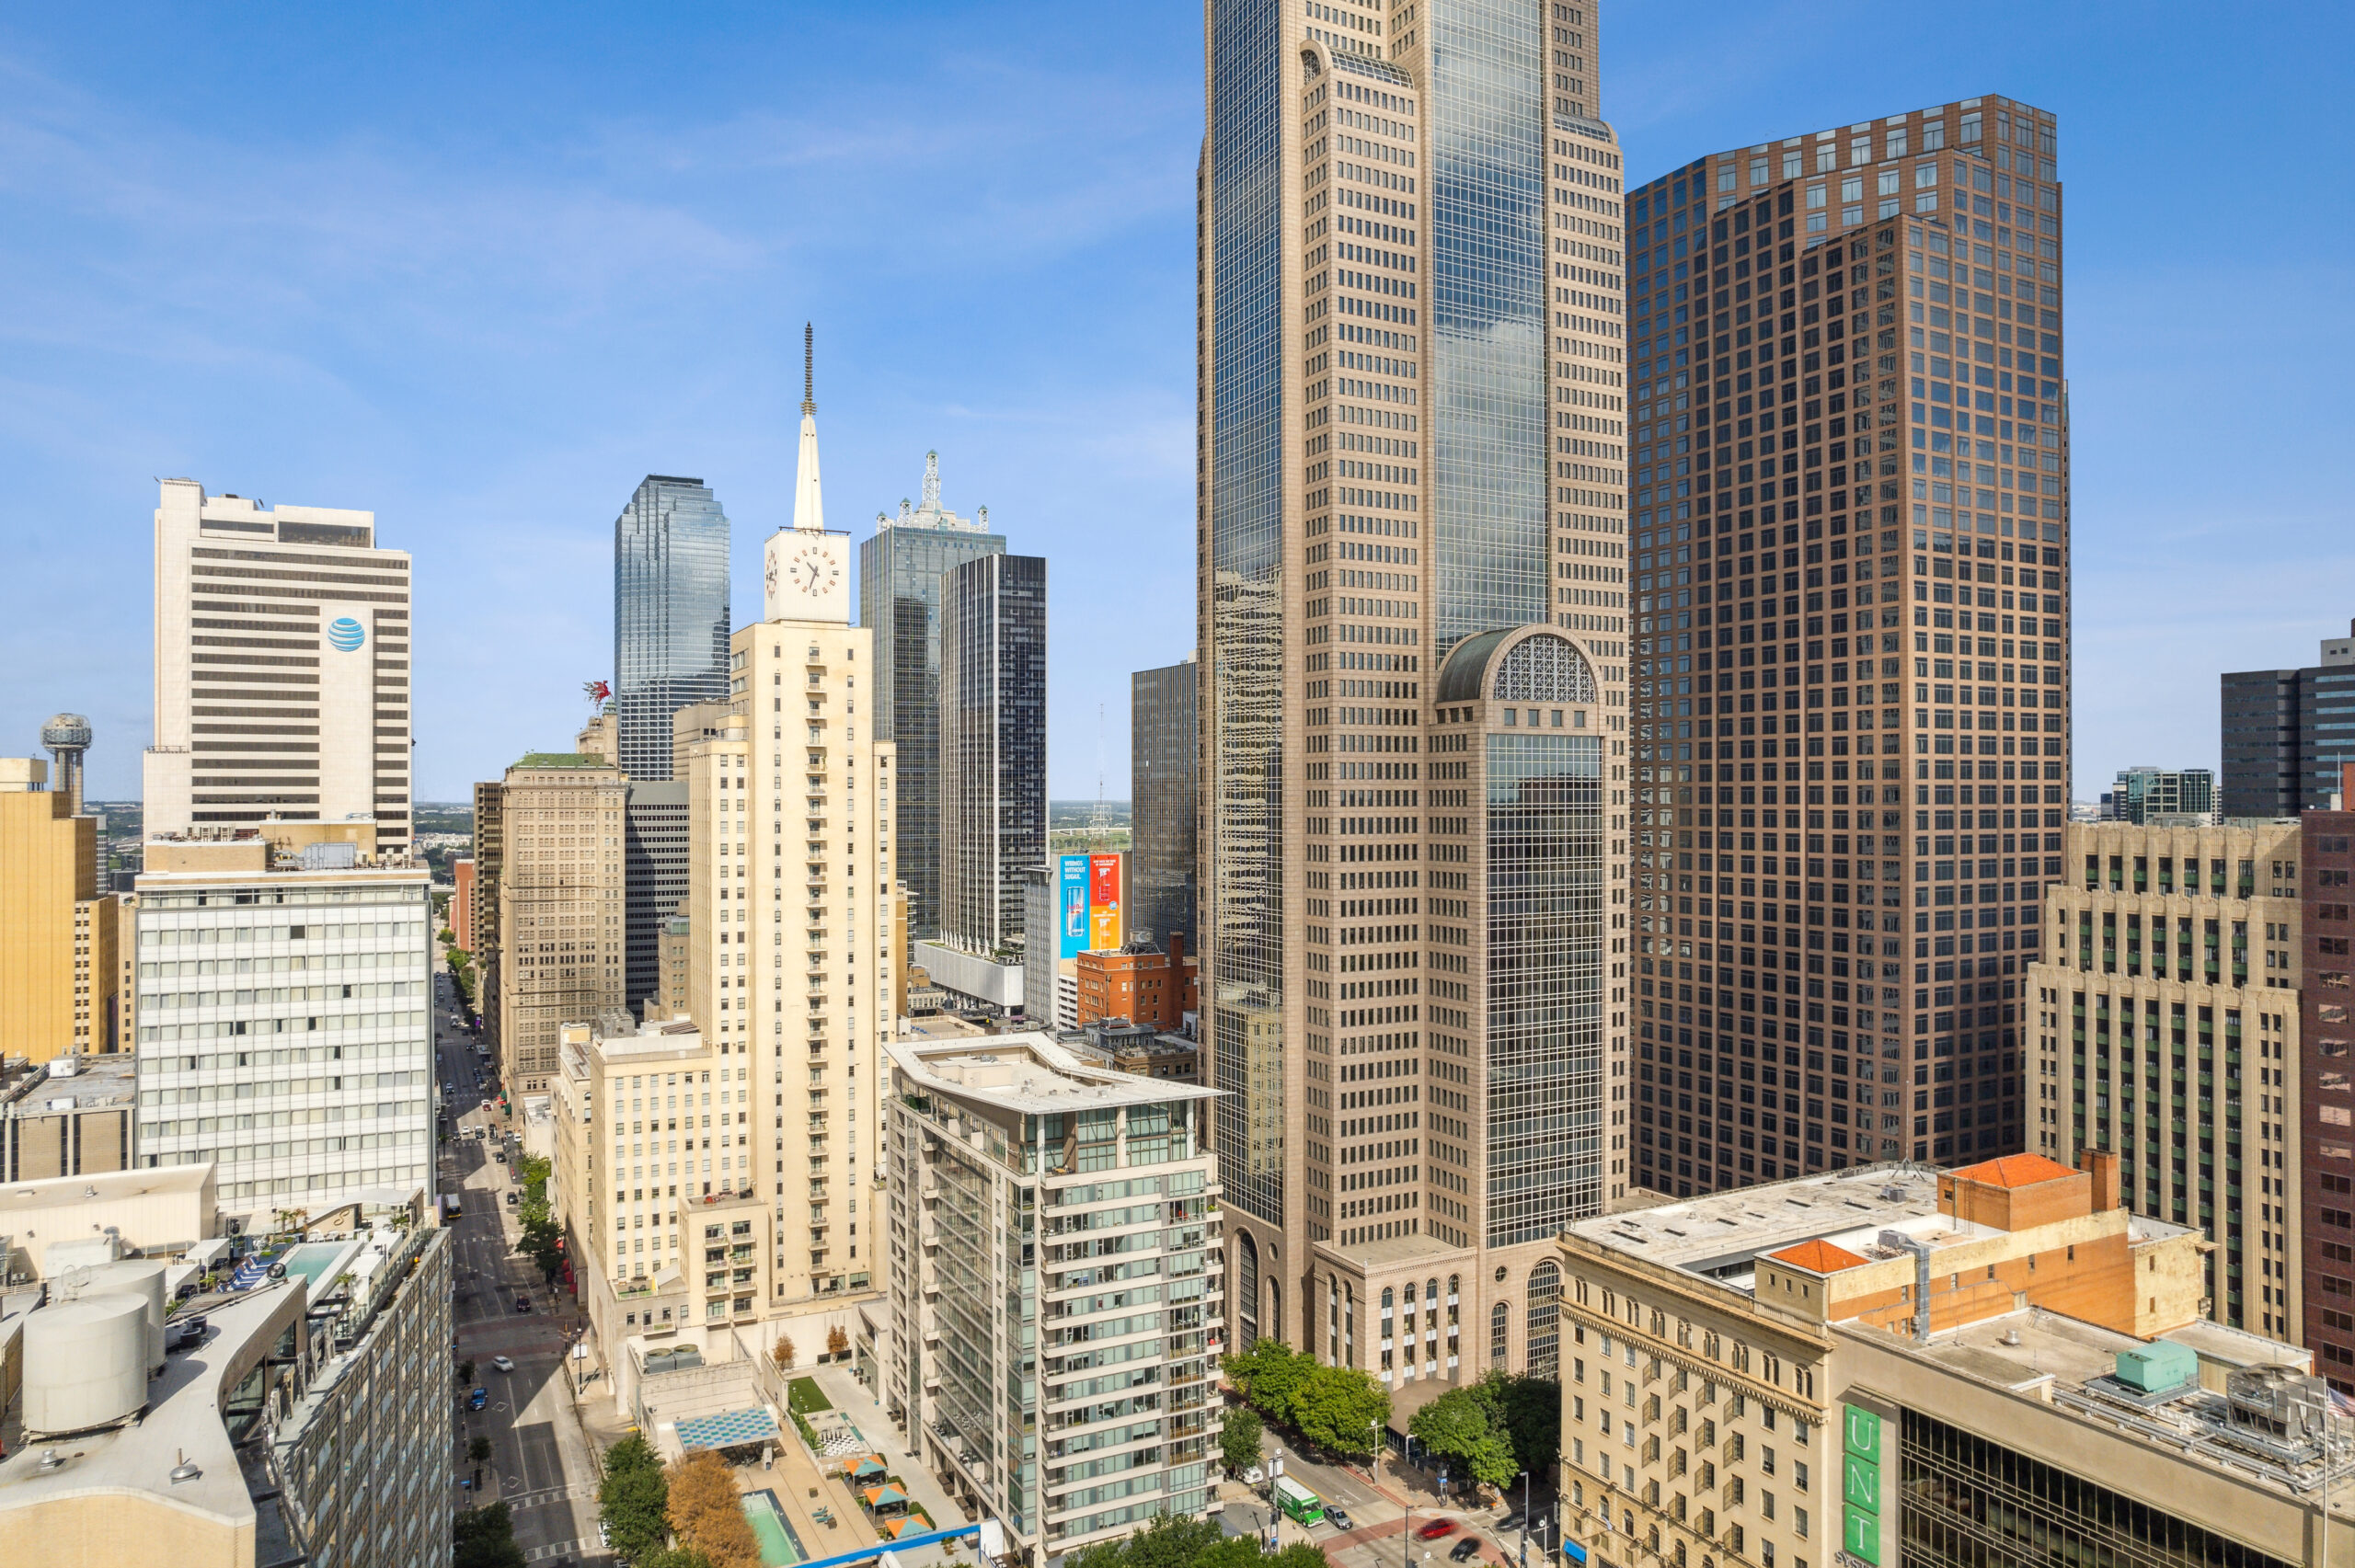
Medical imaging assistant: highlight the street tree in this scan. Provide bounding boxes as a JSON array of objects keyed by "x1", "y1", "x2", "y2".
[
  {"x1": 1221, "y1": 1339, "x2": 1313, "y2": 1423},
  {"x1": 1290, "y1": 1364, "x2": 1388, "y2": 1458},
  {"x1": 665, "y1": 1450, "x2": 760, "y2": 1568},
  {"x1": 1219, "y1": 1405, "x2": 1265, "y2": 1476},
  {"x1": 454, "y1": 1502, "x2": 526, "y2": 1568},
  {"x1": 600, "y1": 1433, "x2": 672, "y2": 1562}
]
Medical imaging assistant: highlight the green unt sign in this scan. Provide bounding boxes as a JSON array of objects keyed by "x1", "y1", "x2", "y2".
[{"x1": 1840, "y1": 1403, "x2": 1883, "y2": 1566}]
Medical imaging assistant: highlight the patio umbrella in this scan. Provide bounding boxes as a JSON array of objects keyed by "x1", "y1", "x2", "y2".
[{"x1": 852, "y1": 1459, "x2": 888, "y2": 1481}]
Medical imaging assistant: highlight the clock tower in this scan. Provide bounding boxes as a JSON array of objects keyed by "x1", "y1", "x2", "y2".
[{"x1": 764, "y1": 323, "x2": 851, "y2": 625}]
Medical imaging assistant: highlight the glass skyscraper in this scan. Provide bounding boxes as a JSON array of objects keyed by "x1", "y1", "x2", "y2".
[
  {"x1": 860, "y1": 453, "x2": 1005, "y2": 941},
  {"x1": 937, "y1": 553, "x2": 1048, "y2": 956},
  {"x1": 1200, "y1": 0, "x2": 1631, "y2": 1376},
  {"x1": 1131, "y1": 657, "x2": 1200, "y2": 950},
  {"x1": 613, "y1": 475, "x2": 731, "y2": 783},
  {"x1": 2221, "y1": 619, "x2": 2355, "y2": 819}
]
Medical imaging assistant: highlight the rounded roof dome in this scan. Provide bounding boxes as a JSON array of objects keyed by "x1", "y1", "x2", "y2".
[
  {"x1": 40, "y1": 714, "x2": 92, "y2": 746},
  {"x1": 1436, "y1": 628, "x2": 1599, "y2": 706}
]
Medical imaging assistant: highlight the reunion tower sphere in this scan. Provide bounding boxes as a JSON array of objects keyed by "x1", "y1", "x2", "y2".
[
  {"x1": 41, "y1": 714, "x2": 93, "y2": 752},
  {"x1": 41, "y1": 714, "x2": 92, "y2": 812}
]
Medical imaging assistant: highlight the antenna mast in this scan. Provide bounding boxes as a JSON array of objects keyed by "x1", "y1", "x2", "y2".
[{"x1": 1088, "y1": 704, "x2": 1114, "y2": 850}]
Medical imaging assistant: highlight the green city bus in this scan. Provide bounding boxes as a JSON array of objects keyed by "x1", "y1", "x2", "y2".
[{"x1": 1275, "y1": 1476, "x2": 1325, "y2": 1526}]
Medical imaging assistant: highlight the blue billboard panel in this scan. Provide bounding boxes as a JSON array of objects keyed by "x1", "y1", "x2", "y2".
[{"x1": 1058, "y1": 854, "x2": 1089, "y2": 960}]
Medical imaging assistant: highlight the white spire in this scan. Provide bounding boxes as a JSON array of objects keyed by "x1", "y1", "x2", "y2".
[{"x1": 793, "y1": 322, "x2": 824, "y2": 534}]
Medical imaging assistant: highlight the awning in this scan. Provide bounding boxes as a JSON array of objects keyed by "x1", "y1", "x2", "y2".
[{"x1": 674, "y1": 1406, "x2": 778, "y2": 1452}]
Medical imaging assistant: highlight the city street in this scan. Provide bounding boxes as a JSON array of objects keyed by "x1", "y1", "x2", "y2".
[
  {"x1": 1211, "y1": 1429, "x2": 1547, "y2": 1568},
  {"x1": 437, "y1": 967, "x2": 611, "y2": 1564}
]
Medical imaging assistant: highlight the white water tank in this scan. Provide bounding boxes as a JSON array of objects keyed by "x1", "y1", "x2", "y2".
[
  {"x1": 86, "y1": 1261, "x2": 169, "y2": 1373},
  {"x1": 23, "y1": 1294, "x2": 147, "y2": 1436}
]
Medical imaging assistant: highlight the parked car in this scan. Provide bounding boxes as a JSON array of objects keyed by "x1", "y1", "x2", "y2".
[
  {"x1": 1451, "y1": 1538, "x2": 1485, "y2": 1562},
  {"x1": 1325, "y1": 1507, "x2": 1355, "y2": 1533},
  {"x1": 1418, "y1": 1519, "x2": 1459, "y2": 1540},
  {"x1": 467, "y1": 1387, "x2": 488, "y2": 1410},
  {"x1": 505, "y1": 1192, "x2": 519, "y2": 1207},
  {"x1": 1241, "y1": 1466, "x2": 1265, "y2": 1486},
  {"x1": 1497, "y1": 1513, "x2": 1524, "y2": 1533}
]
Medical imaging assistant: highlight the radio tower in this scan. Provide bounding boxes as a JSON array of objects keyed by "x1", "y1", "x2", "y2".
[{"x1": 1087, "y1": 704, "x2": 1116, "y2": 851}]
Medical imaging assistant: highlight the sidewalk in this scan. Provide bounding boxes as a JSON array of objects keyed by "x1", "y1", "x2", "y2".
[{"x1": 806, "y1": 1363, "x2": 973, "y2": 1568}]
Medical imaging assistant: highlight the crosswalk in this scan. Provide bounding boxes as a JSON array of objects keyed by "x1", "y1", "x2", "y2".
[{"x1": 502, "y1": 1481, "x2": 594, "y2": 1514}]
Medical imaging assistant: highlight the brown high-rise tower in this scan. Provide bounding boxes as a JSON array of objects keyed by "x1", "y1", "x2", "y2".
[{"x1": 1624, "y1": 99, "x2": 2069, "y2": 1195}]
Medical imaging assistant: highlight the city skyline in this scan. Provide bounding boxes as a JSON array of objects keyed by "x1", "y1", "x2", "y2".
[{"x1": 0, "y1": 3, "x2": 2345, "y2": 804}]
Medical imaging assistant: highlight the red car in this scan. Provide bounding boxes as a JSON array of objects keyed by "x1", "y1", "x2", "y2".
[{"x1": 1417, "y1": 1519, "x2": 1459, "y2": 1540}]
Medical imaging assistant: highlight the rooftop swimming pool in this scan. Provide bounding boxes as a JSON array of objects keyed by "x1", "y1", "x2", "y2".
[{"x1": 744, "y1": 1488, "x2": 808, "y2": 1567}]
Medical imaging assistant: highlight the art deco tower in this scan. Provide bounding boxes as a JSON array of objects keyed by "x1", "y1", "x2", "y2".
[
  {"x1": 676, "y1": 329, "x2": 901, "y2": 1308},
  {"x1": 1200, "y1": 0, "x2": 1632, "y2": 1382}
]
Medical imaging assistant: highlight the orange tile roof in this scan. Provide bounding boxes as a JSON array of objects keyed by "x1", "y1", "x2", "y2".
[
  {"x1": 1949, "y1": 1152, "x2": 2077, "y2": 1189},
  {"x1": 1767, "y1": 1238, "x2": 1869, "y2": 1274}
]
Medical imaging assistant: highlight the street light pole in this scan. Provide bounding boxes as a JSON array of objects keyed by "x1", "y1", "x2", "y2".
[
  {"x1": 1382, "y1": 1418, "x2": 1408, "y2": 1568},
  {"x1": 1519, "y1": 1470, "x2": 1530, "y2": 1568}
]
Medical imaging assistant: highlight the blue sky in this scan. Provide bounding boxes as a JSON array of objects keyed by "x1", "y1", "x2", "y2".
[{"x1": 2, "y1": 1, "x2": 2348, "y2": 805}]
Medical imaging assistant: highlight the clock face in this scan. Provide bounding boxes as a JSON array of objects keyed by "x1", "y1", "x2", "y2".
[{"x1": 794, "y1": 544, "x2": 842, "y2": 596}]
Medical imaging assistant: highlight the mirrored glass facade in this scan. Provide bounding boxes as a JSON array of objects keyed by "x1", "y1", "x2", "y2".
[
  {"x1": 1207, "y1": 0, "x2": 1288, "y2": 1234},
  {"x1": 938, "y1": 554, "x2": 1048, "y2": 956},
  {"x1": 1131, "y1": 658, "x2": 1200, "y2": 950},
  {"x1": 1485, "y1": 730, "x2": 1603, "y2": 1244},
  {"x1": 1899, "y1": 1408, "x2": 2293, "y2": 1568},
  {"x1": 1430, "y1": 0, "x2": 1550, "y2": 654},
  {"x1": 861, "y1": 490, "x2": 1005, "y2": 940},
  {"x1": 614, "y1": 475, "x2": 730, "y2": 783}
]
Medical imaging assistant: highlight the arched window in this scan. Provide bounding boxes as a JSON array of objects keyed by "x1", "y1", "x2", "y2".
[
  {"x1": 1269, "y1": 1279, "x2": 1282, "y2": 1345},
  {"x1": 1447, "y1": 1275, "x2": 1462, "y2": 1364},
  {"x1": 1527, "y1": 1261, "x2": 1563, "y2": 1377},
  {"x1": 1492, "y1": 633, "x2": 1598, "y2": 704},
  {"x1": 1490, "y1": 1301, "x2": 1511, "y2": 1368},
  {"x1": 1237, "y1": 1234, "x2": 1260, "y2": 1351}
]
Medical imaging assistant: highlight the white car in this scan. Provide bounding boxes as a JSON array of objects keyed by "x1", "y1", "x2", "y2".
[
  {"x1": 1242, "y1": 1465, "x2": 1266, "y2": 1486},
  {"x1": 491, "y1": 1356, "x2": 515, "y2": 1373}
]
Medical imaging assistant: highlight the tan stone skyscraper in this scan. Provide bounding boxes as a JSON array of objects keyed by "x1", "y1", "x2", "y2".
[
  {"x1": 1623, "y1": 98, "x2": 2067, "y2": 1196},
  {"x1": 0, "y1": 757, "x2": 119, "y2": 1062},
  {"x1": 493, "y1": 751, "x2": 627, "y2": 1093},
  {"x1": 674, "y1": 337, "x2": 902, "y2": 1309},
  {"x1": 1200, "y1": 0, "x2": 1631, "y2": 1381},
  {"x1": 2028, "y1": 819, "x2": 2303, "y2": 1341}
]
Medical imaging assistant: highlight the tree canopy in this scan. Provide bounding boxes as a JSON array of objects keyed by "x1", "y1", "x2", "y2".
[
  {"x1": 1061, "y1": 1512, "x2": 1329, "y2": 1568},
  {"x1": 600, "y1": 1434, "x2": 672, "y2": 1562},
  {"x1": 666, "y1": 1450, "x2": 761, "y2": 1568},
  {"x1": 1219, "y1": 1405, "x2": 1265, "y2": 1476},
  {"x1": 1407, "y1": 1371, "x2": 1561, "y2": 1489},
  {"x1": 454, "y1": 1502, "x2": 526, "y2": 1568},
  {"x1": 1222, "y1": 1340, "x2": 1389, "y2": 1458}
]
